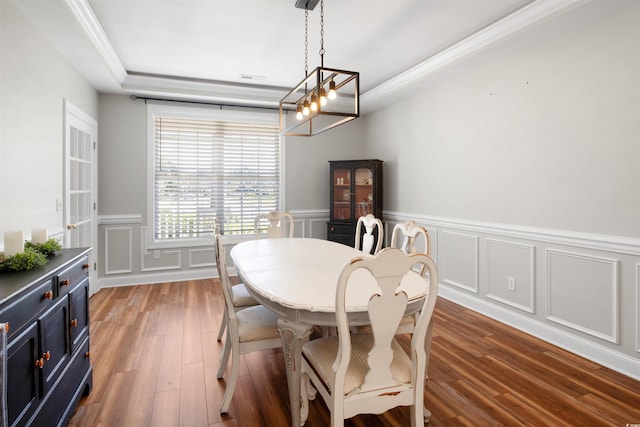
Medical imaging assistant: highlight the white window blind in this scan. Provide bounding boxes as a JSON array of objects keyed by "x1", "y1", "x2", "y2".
[{"x1": 153, "y1": 114, "x2": 280, "y2": 239}]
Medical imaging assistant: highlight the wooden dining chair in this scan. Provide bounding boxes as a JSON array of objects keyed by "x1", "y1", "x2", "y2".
[
  {"x1": 214, "y1": 219, "x2": 258, "y2": 342},
  {"x1": 300, "y1": 247, "x2": 438, "y2": 426},
  {"x1": 390, "y1": 220, "x2": 430, "y2": 257},
  {"x1": 214, "y1": 231, "x2": 282, "y2": 414},
  {"x1": 390, "y1": 220, "x2": 431, "y2": 335},
  {"x1": 354, "y1": 214, "x2": 383, "y2": 255},
  {"x1": 254, "y1": 210, "x2": 294, "y2": 239}
]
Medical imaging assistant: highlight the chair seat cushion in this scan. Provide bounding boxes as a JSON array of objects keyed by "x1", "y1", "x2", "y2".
[
  {"x1": 231, "y1": 283, "x2": 257, "y2": 307},
  {"x1": 236, "y1": 305, "x2": 281, "y2": 342},
  {"x1": 302, "y1": 333, "x2": 411, "y2": 395}
]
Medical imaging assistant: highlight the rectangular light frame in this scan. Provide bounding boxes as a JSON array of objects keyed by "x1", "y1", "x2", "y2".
[{"x1": 279, "y1": 66, "x2": 359, "y2": 137}]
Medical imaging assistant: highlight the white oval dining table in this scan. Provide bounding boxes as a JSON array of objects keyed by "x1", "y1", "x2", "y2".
[{"x1": 230, "y1": 238, "x2": 429, "y2": 426}]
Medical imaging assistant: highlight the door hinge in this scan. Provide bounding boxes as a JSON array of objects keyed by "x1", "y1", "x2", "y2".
[
  {"x1": 94, "y1": 262, "x2": 97, "y2": 271},
  {"x1": 93, "y1": 202, "x2": 97, "y2": 210},
  {"x1": 93, "y1": 141, "x2": 96, "y2": 149}
]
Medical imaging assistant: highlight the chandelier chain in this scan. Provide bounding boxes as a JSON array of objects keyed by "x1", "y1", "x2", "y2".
[
  {"x1": 319, "y1": 0, "x2": 325, "y2": 64},
  {"x1": 304, "y1": 8, "x2": 309, "y2": 76}
]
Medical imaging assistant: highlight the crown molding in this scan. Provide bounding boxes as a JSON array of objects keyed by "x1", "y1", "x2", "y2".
[
  {"x1": 65, "y1": 0, "x2": 127, "y2": 83},
  {"x1": 360, "y1": 0, "x2": 586, "y2": 111}
]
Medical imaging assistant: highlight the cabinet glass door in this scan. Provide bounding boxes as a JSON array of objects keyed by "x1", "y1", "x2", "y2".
[
  {"x1": 332, "y1": 168, "x2": 351, "y2": 220},
  {"x1": 354, "y1": 167, "x2": 374, "y2": 218}
]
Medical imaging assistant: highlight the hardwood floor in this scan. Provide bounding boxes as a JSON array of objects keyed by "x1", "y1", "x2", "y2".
[{"x1": 69, "y1": 279, "x2": 640, "y2": 426}]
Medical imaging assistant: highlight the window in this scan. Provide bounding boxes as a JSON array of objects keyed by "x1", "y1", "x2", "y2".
[{"x1": 149, "y1": 104, "x2": 281, "y2": 241}]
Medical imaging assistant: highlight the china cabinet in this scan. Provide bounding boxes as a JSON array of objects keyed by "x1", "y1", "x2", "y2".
[
  {"x1": 327, "y1": 159, "x2": 383, "y2": 246},
  {"x1": 0, "y1": 248, "x2": 92, "y2": 427}
]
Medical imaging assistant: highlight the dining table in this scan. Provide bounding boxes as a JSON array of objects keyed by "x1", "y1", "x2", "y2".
[{"x1": 229, "y1": 237, "x2": 430, "y2": 426}]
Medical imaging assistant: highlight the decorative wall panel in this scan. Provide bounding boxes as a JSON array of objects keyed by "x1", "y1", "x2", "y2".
[
  {"x1": 441, "y1": 231, "x2": 479, "y2": 293},
  {"x1": 486, "y1": 239, "x2": 535, "y2": 313},
  {"x1": 104, "y1": 227, "x2": 133, "y2": 274},
  {"x1": 546, "y1": 249, "x2": 618, "y2": 343}
]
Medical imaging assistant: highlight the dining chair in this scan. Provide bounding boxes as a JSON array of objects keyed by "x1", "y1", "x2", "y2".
[
  {"x1": 214, "y1": 219, "x2": 258, "y2": 342},
  {"x1": 300, "y1": 247, "x2": 438, "y2": 426},
  {"x1": 390, "y1": 220, "x2": 430, "y2": 257},
  {"x1": 390, "y1": 220, "x2": 431, "y2": 335},
  {"x1": 354, "y1": 214, "x2": 383, "y2": 255},
  {"x1": 254, "y1": 210, "x2": 295, "y2": 239},
  {"x1": 214, "y1": 231, "x2": 282, "y2": 414}
]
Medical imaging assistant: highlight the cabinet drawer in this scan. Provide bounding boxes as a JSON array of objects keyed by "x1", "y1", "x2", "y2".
[
  {"x1": 56, "y1": 256, "x2": 89, "y2": 297},
  {"x1": 0, "y1": 280, "x2": 53, "y2": 339}
]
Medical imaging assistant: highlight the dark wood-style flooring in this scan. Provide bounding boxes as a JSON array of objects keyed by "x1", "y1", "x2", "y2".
[{"x1": 69, "y1": 279, "x2": 640, "y2": 426}]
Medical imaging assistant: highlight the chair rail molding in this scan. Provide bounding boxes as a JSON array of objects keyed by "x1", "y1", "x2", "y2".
[
  {"x1": 98, "y1": 214, "x2": 143, "y2": 225},
  {"x1": 382, "y1": 211, "x2": 640, "y2": 255}
]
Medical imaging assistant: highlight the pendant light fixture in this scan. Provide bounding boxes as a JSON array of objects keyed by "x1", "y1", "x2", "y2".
[{"x1": 279, "y1": 0, "x2": 359, "y2": 137}]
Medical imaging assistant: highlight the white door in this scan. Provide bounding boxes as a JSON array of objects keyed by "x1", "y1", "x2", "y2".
[{"x1": 64, "y1": 100, "x2": 98, "y2": 293}]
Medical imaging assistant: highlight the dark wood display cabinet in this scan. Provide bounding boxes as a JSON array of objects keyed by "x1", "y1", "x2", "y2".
[
  {"x1": 327, "y1": 159, "x2": 383, "y2": 246},
  {"x1": 0, "y1": 248, "x2": 92, "y2": 427}
]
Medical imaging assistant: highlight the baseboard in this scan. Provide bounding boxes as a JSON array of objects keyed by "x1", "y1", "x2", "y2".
[{"x1": 97, "y1": 267, "x2": 218, "y2": 288}]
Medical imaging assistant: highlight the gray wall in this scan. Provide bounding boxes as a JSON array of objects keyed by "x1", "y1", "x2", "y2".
[
  {"x1": 365, "y1": 0, "x2": 640, "y2": 238},
  {"x1": 0, "y1": 0, "x2": 98, "y2": 240}
]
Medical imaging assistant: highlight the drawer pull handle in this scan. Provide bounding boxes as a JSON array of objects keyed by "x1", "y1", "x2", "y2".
[
  {"x1": 44, "y1": 290, "x2": 53, "y2": 300},
  {"x1": 43, "y1": 351, "x2": 51, "y2": 361},
  {"x1": 71, "y1": 319, "x2": 78, "y2": 327},
  {"x1": 62, "y1": 279, "x2": 70, "y2": 287},
  {"x1": 82, "y1": 263, "x2": 90, "y2": 269},
  {"x1": 85, "y1": 351, "x2": 91, "y2": 359},
  {"x1": 35, "y1": 358, "x2": 44, "y2": 369},
  {"x1": 4, "y1": 323, "x2": 9, "y2": 332}
]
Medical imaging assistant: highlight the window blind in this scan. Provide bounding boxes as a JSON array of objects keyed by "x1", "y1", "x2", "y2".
[{"x1": 154, "y1": 115, "x2": 280, "y2": 239}]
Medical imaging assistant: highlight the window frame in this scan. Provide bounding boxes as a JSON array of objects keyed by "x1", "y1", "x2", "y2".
[{"x1": 145, "y1": 103, "x2": 285, "y2": 249}]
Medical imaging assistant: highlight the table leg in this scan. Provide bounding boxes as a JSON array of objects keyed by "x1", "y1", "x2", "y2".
[{"x1": 277, "y1": 318, "x2": 313, "y2": 427}]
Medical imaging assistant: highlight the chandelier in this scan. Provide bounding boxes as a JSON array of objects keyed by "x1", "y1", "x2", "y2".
[{"x1": 279, "y1": 0, "x2": 359, "y2": 137}]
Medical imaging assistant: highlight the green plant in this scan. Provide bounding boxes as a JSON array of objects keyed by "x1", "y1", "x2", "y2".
[
  {"x1": 0, "y1": 248, "x2": 48, "y2": 272},
  {"x1": 25, "y1": 238, "x2": 62, "y2": 257}
]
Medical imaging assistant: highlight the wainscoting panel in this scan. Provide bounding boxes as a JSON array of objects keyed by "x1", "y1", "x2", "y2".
[
  {"x1": 426, "y1": 226, "x2": 438, "y2": 264},
  {"x1": 309, "y1": 219, "x2": 328, "y2": 239},
  {"x1": 635, "y1": 263, "x2": 640, "y2": 353},
  {"x1": 441, "y1": 231, "x2": 479, "y2": 293},
  {"x1": 486, "y1": 239, "x2": 535, "y2": 313},
  {"x1": 546, "y1": 249, "x2": 619, "y2": 343},
  {"x1": 188, "y1": 247, "x2": 216, "y2": 268},
  {"x1": 104, "y1": 227, "x2": 133, "y2": 274},
  {"x1": 292, "y1": 219, "x2": 306, "y2": 238}
]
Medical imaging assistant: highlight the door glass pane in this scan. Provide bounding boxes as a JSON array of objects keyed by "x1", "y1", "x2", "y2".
[
  {"x1": 333, "y1": 168, "x2": 351, "y2": 220},
  {"x1": 355, "y1": 168, "x2": 374, "y2": 218}
]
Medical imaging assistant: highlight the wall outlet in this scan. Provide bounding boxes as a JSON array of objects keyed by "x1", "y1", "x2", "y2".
[{"x1": 507, "y1": 276, "x2": 516, "y2": 291}]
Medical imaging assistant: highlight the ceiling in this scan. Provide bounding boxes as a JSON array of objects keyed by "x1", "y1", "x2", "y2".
[{"x1": 12, "y1": 0, "x2": 580, "y2": 110}]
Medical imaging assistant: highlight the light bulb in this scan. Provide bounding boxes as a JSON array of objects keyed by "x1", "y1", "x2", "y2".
[
  {"x1": 328, "y1": 79, "x2": 337, "y2": 100},
  {"x1": 310, "y1": 93, "x2": 318, "y2": 112},
  {"x1": 295, "y1": 105, "x2": 303, "y2": 120},
  {"x1": 302, "y1": 99, "x2": 310, "y2": 116},
  {"x1": 319, "y1": 87, "x2": 327, "y2": 106}
]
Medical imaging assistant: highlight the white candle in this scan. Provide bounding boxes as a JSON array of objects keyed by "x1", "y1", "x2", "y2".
[
  {"x1": 3, "y1": 231, "x2": 25, "y2": 257},
  {"x1": 31, "y1": 228, "x2": 48, "y2": 244}
]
